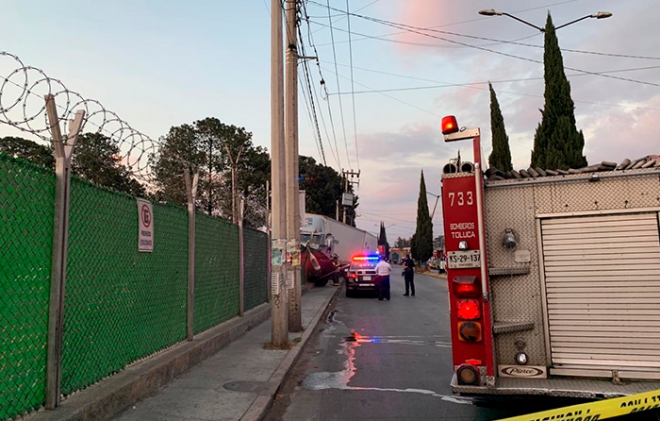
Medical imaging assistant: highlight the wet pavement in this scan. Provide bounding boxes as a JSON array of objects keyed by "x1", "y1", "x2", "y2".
[{"x1": 266, "y1": 270, "x2": 660, "y2": 421}]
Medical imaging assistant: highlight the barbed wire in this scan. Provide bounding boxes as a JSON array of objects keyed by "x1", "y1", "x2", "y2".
[{"x1": 0, "y1": 51, "x2": 157, "y2": 181}]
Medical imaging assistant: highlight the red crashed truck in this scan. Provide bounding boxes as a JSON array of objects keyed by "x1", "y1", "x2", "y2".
[{"x1": 440, "y1": 115, "x2": 660, "y2": 399}]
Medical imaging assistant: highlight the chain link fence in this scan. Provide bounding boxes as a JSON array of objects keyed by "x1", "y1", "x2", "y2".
[
  {"x1": 194, "y1": 212, "x2": 240, "y2": 335},
  {"x1": 0, "y1": 155, "x2": 270, "y2": 421},
  {"x1": 62, "y1": 178, "x2": 189, "y2": 394},
  {"x1": 0, "y1": 153, "x2": 54, "y2": 420},
  {"x1": 244, "y1": 228, "x2": 269, "y2": 311}
]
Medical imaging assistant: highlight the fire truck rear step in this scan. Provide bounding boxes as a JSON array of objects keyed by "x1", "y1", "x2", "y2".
[{"x1": 451, "y1": 375, "x2": 660, "y2": 399}]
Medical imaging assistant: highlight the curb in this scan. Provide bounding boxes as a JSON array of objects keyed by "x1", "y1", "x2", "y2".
[
  {"x1": 29, "y1": 303, "x2": 271, "y2": 421},
  {"x1": 239, "y1": 283, "x2": 342, "y2": 421}
]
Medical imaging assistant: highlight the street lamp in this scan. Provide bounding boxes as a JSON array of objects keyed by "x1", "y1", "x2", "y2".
[{"x1": 478, "y1": 9, "x2": 612, "y2": 32}]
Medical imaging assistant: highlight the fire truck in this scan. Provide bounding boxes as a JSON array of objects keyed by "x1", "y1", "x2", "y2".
[{"x1": 440, "y1": 115, "x2": 660, "y2": 399}]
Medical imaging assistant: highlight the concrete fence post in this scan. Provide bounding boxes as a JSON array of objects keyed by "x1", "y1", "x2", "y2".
[
  {"x1": 238, "y1": 196, "x2": 245, "y2": 317},
  {"x1": 184, "y1": 170, "x2": 199, "y2": 341},
  {"x1": 45, "y1": 95, "x2": 85, "y2": 409}
]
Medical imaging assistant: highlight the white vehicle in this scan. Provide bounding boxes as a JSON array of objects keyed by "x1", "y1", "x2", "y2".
[{"x1": 300, "y1": 213, "x2": 377, "y2": 264}]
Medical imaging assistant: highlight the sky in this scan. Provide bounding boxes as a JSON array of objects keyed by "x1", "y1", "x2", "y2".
[{"x1": 2, "y1": 0, "x2": 659, "y2": 241}]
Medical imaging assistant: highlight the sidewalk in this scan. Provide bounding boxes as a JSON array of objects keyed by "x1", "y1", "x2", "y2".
[{"x1": 109, "y1": 285, "x2": 339, "y2": 421}]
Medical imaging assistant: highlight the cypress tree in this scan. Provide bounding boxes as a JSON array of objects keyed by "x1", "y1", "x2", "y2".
[
  {"x1": 531, "y1": 13, "x2": 587, "y2": 170},
  {"x1": 378, "y1": 222, "x2": 390, "y2": 258},
  {"x1": 414, "y1": 171, "x2": 433, "y2": 263},
  {"x1": 487, "y1": 82, "x2": 513, "y2": 172}
]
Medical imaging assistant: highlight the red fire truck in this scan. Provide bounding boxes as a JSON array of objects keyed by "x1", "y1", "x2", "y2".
[{"x1": 440, "y1": 115, "x2": 660, "y2": 399}]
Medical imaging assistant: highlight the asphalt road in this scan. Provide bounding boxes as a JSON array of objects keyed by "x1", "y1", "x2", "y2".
[{"x1": 266, "y1": 269, "x2": 659, "y2": 421}]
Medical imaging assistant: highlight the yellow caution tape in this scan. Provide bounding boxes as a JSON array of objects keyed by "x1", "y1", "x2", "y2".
[{"x1": 495, "y1": 389, "x2": 660, "y2": 421}]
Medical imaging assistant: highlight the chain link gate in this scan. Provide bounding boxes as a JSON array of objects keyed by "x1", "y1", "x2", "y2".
[{"x1": 0, "y1": 154, "x2": 55, "y2": 420}]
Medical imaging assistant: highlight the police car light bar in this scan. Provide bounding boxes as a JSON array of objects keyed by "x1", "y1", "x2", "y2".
[{"x1": 353, "y1": 255, "x2": 380, "y2": 262}]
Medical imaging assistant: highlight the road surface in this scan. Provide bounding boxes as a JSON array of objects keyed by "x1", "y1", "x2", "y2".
[{"x1": 266, "y1": 269, "x2": 658, "y2": 421}]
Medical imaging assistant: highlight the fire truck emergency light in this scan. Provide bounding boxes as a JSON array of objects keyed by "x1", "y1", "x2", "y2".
[
  {"x1": 457, "y1": 299, "x2": 481, "y2": 320},
  {"x1": 441, "y1": 115, "x2": 459, "y2": 135},
  {"x1": 453, "y1": 276, "x2": 480, "y2": 298}
]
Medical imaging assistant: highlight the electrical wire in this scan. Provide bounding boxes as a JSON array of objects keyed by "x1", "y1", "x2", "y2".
[
  {"x1": 325, "y1": 0, "x2": 352, "y2": 169},
  {"x1": 345, "y1": 0, "x2": 360, "y2": 171},
  {"x1": 295, "y1": 9, "x2": 327, "y2": 165},
  {"x1": 301, "y1": 1, "x2": 342, "y2": 169},
  {"x1": 308, "y1": 0, "x2": 581, "y2": 46},
  {"x1": 309, "y1": 2, "x2": 660, "y2": 88},
  {"x1": 298, "y1": 74, "x2": 324, "y2": 161}
]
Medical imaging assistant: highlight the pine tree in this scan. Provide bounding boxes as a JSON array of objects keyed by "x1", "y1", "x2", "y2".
[
  {"x1": 531, "y1": 13, "x2": 587, "y2": 170},
  {"x1": 413, "y1": 171, "x2": 433, "y2": 263},
  {"x1": 487, "y1": 82, "x2": 513, "y2": 172}
]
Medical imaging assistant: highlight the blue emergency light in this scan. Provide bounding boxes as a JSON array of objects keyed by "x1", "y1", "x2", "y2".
[{"x1": 352, "y1": 254, "x2": 380, "y2": 262}]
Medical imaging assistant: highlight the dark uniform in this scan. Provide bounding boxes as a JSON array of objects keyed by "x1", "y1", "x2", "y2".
[
  {"x1": 403, "y1": 255, "x2": 415, "y2": 296},
  {"x1": 331, "y1": 254, "x2": 341, "y2": 286}
]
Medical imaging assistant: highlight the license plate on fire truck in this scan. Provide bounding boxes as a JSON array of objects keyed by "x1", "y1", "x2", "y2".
[{"x1": 447, "y1": 250, "x2": 481, "y2": 269}]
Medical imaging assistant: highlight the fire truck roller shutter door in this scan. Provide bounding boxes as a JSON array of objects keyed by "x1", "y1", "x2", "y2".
[{"x1": 540, "y1": 212, "x2": 660, "y2": 376}]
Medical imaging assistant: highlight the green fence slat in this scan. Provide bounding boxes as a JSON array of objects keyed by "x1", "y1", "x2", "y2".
[
  {"x1": 193, "y1": 212, "x2": 240, "y2": 334},
  {"x1": 0, "y1": 154, "x2": 54, "y2": 420}
]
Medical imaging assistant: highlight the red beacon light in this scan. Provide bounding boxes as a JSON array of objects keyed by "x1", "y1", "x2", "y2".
[
  {"x1": 352, "y1": 254, "x2": 380, "y2": 262},
  {"x1": 441, "y1": 115, "x2": 459, "y2": 135}
]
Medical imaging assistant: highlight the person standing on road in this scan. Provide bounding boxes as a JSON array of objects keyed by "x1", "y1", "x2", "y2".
[
  {"x1": 375, "y1": 258, "x2": 392, "y2": 301},
  {"x1": 331, "y1": 253, "x2": 341, "y2": 286},
  {"x1": 402, "y1": 253, "x2": 415, "y2": 297}
]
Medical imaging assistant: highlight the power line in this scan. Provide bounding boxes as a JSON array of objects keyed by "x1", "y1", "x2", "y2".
[
  {"x1": 320, "y1": 65, "x2": 442, "y2": 118},
  {"x1": 324, "y1": 63, "x2": 660, "y2": 112},
  {"x1": 345, "y1": 0, "x2": 360, "y2": 171},
  {"x1": 297, "y1": 25, "x2": 328, "y2": 165},
  {"x1": 310, "y1": 0, "x2": 383, "y2": 34},
  {"x1": 300, "y1": 0, "x2": 342, "y2": 169},
  {"x1": 309, "y1": 1, "x2": 660, "y2": 88},
  {"x1": 298, "y1": 74, "x2": 324, "y2": 161},
  {"x1": 308, "y1": 0, "x2": 581, "y2": 47},
  {"x1": 325, "y1": 0, "x2": 352, "y2": 169}
]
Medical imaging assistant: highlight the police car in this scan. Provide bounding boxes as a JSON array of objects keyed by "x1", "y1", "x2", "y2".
[{"x1": 345, "y1": 254, "x2": 380, "y2": 297}]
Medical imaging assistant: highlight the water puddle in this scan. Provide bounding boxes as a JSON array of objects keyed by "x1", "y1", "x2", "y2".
[
  {"x1": 343, "y1": 333, "x2": 452, "y2": 348},
  {"x1": 301, "y1": 329, "x2": 471, "y2": 405}
]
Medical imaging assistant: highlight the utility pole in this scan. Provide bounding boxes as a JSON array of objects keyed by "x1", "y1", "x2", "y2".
[
  {"x1": 341, "y1": 169, "x2": 360, "y2": 226},
  {"x1": 285, "y1": 0, "x2": 302, "y2": 332},
  {"x1": 271, "y1": 0, "x2": 288, "y2": 346}
]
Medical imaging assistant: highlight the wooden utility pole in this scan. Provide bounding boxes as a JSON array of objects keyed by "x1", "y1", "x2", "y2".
[
  {"x1": 285, "y1": 0, "x2": 302, "y2": 332},
  {"x1": 270, "y1": 0, "x2": 289, "y2": 345}
]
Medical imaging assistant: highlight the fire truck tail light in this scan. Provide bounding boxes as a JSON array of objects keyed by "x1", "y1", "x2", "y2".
[
  {"x1": 441, "y1": 115, "x2": 459, "y2": 135},
  {"x1": 453, "y1": 276, "x2": 480, "y2": 298},
  {"x1": 457, "y1": 299, "x2": 481, "y2": 320},
  {"x1": 456, "y1": 364, "x2": 480, "y2": 385},
  {"x1": 458, "y1": 321, "x2": 483, "y2": 342}
]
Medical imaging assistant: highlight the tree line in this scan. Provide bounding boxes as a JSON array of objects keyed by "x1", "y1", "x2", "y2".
[{"x1": 0, "y1": 117, "x2": 353, "y2": 229}]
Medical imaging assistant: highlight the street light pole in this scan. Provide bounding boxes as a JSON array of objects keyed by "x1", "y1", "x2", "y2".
[{"x1": 478, "y1": 9, "x2": 612, "y2": 32}]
